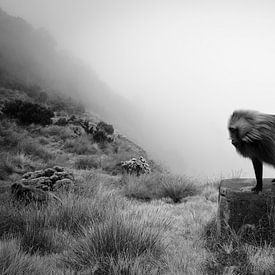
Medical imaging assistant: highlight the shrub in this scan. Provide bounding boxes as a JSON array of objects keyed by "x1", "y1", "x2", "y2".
[
  {"x1": 97, "y1": 121, "x2": 114, "y2": 135},
  {"x1": 2, "y1": 100, "x2": 54, "y2": 125},
  {"x1": 74, "y1": 156, "x2": 100, "y2": 170},
  {"x1": 93, "y1": 122, "x2": 114, "y2": 143},
  {"x1": 123, "y1": 173, "x2": 198, "y2": 203},
  {"x1": 54, "y1": 117, "x2": 67, "y2": 126},
  {"x1": 121, "y1": 156, "x2": 151, "y2": 176}
]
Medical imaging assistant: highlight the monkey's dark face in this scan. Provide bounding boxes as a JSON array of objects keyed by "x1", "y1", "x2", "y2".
[
  {"x1": 228, "y1": 126, "x2": 241, "y2": 148},
  {"x1": 228, "y1": 111, "x2": 255, "y2": 149}
]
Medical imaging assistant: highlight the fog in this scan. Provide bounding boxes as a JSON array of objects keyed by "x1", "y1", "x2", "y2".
[{"x1": 2, "y1": 0, "x2": 275, "y2": 179}]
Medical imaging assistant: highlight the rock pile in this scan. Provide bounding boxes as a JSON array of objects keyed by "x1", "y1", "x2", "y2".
[
  {"x1": 121, "y1": 156, "x2": 151, "y2": 176},
  {"x1": 11, "y1": 166, "x2": 74, "y2": 203}
]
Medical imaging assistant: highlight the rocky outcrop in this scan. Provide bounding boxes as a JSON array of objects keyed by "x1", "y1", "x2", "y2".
[
  {"x1": 11, "y1": 166, "x2": 74, "y2": 203},
  {"x1": 11, "y1": 182, "x2": 62, "y2": 204}
]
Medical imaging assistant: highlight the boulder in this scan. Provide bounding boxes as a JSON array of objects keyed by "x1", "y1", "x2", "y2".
[
  {"x1": 11, "y1": 182, "x2": 60, "y2": 204},
  {"x1": 217, "y1": 178, "x2": 275, "y2": 242},
  {"x1": 12, "y1": 166, "x2": 74, "y2": 204}
]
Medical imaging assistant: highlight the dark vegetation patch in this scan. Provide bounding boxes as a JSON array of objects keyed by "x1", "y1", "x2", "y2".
[
  {"x1": 202, "y1": 218, "x2": 256, "y2": 275},
  {"x1": 2, "y1": 100, "x2": 54, "y2": 126}
]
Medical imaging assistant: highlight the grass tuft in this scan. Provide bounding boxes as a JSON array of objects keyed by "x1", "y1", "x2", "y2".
[
  {"x1": 17, "y1": 138, "x2": 54, "y2": 162},
  {"x1": 0, "y1": 239, "x2": 51, "y2": 275},
  {"x1": 74, "y1": 155, "x2": 100, "y2": 170},
  {"x1": 62, "y1": 212, "x2": 166, "y2": 273},
  {"x1": 64, "y1": 136, "x2": 98, "y2": 155},
  {"x1": 124, "y1": 173, "x2": 198, "y2": 203}
]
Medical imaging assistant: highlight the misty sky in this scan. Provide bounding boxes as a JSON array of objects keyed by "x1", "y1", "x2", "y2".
[{"x1": 2, "y1": 0, "x2": 275, "y2": 179}]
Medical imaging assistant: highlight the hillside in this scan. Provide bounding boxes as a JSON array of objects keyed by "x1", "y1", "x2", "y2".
[
  {"x1": 0, "y1": 7, "x2": 274, "y2": 275},
  {"x1": 0, "y1": 7, "x2": 144, "y2": 140}
]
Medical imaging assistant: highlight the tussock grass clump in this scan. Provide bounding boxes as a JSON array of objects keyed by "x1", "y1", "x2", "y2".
[
  {"x1": 39, "y1": 125, "x2": 74, "y2": 141},
  {"x1": 124, "y1": 173, "x2": 198, "y2": 203},
  {"x1": 62, "y1": 212, "x2": 166, "y2": 274},
  {"x1": 17, "y1": 138, "x2": 54, "y2": 162},
  {"x1": 73, "y1": 170, "x2": 101, "y2": 197},
  {"x1": 0, "y1": 153, "x2": 15, "y2": 180},
  {"x1": 74, "y1": 155, "x2": 100, "y2": 170},
  {"x1": 20, "y1": 225, "x2": 62, "y2": 255},
  {"x1": 0, "y1": 205, "x2": 26, "y2": 238},
  {"x1": 0, "y1": 239, "x2": 50, "y2": 275},
  {"x1": 0, "y1": 119, "x2": 27, "y2": 150},
  {"x1": 0, "y1": 153, "x2": 36, "y2": 180},
  {"x1": 64, "y1": 136, "x2": 98, "y2": 155},
  {"x1": 49, "y1": 194, "x2": 100, "y2": 235}
]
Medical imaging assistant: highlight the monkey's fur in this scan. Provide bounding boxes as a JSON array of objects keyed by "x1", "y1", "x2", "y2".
[{"x1": 228, "y1": 110, "x2": 275, "y2": 192}]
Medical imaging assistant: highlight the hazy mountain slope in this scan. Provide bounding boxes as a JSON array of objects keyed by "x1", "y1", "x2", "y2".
[{"x1": 0, "y1": 7, "x2": 141, "y2": 140}]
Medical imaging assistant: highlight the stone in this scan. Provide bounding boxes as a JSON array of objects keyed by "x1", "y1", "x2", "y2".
[
  {"x1": 22, "y1": 170, "x2": 44, "y2": 179},
  {"x1": 217, "y1": 178, "x2": 275, "y2": 242},
  {"x1": 21, "y1": 177, "x2": 52, "y2": 187},
  {"x1": 11, "y1": 166, "x2": 74, "y2": 204},
  {"x1": 53, "y1": 166, "x2": 65, "y2": 172},
  {"x1": 43, "y1": 168, "x2": 55, "y2": 177},
  {"x1": 11, "y1": 182, "x2": 60, "y2": 204}
]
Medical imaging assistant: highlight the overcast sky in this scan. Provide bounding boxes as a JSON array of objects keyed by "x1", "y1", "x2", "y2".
[{"x1": 2, "y1": 0, "x2": 275, "y2": 179}]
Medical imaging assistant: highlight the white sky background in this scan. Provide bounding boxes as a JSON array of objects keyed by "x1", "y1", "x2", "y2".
[{"x1": 2, "y1": 0, "x2": 275, "y2": 179}]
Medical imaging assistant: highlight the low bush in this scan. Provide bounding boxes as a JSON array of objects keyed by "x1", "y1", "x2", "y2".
[
  {"x1": 2, "y1": 100, "x2": 54, "y2": 126},
  {"x1": 123, "y1": 173, "x2": 198, "y2": 203},
  {"x1": 97, "y1": 121, "x2": 114, "y2": 135}
]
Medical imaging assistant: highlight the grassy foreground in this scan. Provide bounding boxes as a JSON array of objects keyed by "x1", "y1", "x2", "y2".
[{"x1": 1, "y1": 112, "x2": 275, "y2": 274}]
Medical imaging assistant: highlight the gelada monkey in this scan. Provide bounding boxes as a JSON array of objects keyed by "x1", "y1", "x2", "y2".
[{"x1": 228, "y1": 110, "x2": 275, "y2": 192}]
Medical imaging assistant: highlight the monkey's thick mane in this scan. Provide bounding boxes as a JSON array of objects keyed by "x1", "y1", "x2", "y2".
[{"x1": 230, "y1": 110, "x2": 275, "y2": 166}]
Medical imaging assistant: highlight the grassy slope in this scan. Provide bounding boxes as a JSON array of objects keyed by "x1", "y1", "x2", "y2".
[{"x1": 0, "y1": 89, "x2": 275, "y2": 274}]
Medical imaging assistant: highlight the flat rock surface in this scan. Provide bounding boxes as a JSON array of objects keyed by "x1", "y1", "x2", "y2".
[{"x1": 220, "y1": 178, "x2": 275, "y2": 199}]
